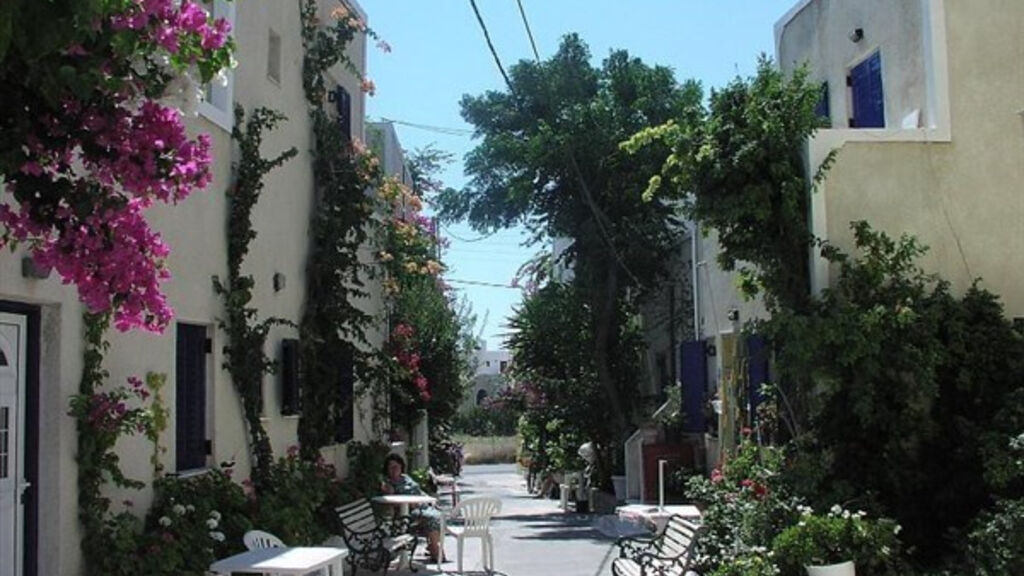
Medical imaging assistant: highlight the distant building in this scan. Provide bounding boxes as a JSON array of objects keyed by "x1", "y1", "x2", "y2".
[{"x1": 460, "y1": 341, "x2": 512, "y2": 411}]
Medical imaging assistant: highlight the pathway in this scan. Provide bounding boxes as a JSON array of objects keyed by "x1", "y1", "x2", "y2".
[{"x1": 398, "y1": 463, "x2": 618, "y2": 576}]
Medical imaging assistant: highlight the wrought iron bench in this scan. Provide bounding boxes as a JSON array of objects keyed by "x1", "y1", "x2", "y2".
[
  {"x1": 326, "y1": 498, "x2": 418, "y2": 576},
  {"x1": 612, "y1": 515, "x2": 702, "y2": 576}
]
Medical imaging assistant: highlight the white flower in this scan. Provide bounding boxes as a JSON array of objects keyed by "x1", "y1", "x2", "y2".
[
  {"x1": 186, "y1": 504, "x2": 195, "y2": 513},
  {"x1": 893, "y1": 524, "x2": 902, "y2": 535},
  {"x1": 130, "y1": 56, "x2": 149, "y2": 77},
  {"x1": 172, "y1": 504, "x2": 186, "y2": 516},
  {"x1": 158, "y1": 516, "x2": 172, "y2": 527},
  {"x1": 214, "y1": 68, "x2": 229, "y2": 88},
  {"x1": 209, "y1": 510, "x2": 222, "y2": 521},
  {"x1": 206, "y1": 518, "x2": 219, "y2": 529},
  {"x1": 829, "y1": 504, "x2": 842, "y2": 516},
  {"x1": 209, "y1": 531, "x2": 226, "y2": 542}
]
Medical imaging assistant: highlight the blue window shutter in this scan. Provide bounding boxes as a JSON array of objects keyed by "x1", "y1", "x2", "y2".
[
  {"x1": 850, "y1": 52, "x2": 885, "y2": 128},
  {"x1": 680, "y1": 340, "x2": 707, "y2": 433},
  {"x1": 814, "y1": 81, "x2": 830, "y2": 122},
  {"x1": 176, "y1": 324, "x2": 208, "y2": 471}
]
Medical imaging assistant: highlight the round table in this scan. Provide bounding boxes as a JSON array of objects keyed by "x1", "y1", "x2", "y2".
[
  {"x1": 372, "y1": 493, "x2": 437, "y2": 517},
  {"x1": 372, "y1": 494, "x2": 439, "y2": 569}
]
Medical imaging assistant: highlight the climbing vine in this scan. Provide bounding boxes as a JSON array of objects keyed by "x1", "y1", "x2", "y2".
[
  {"x1": 213, "y1": 105, "x2": 297, "y2": 490},
  {"x1": 70, "y1": 312, "x2": 167, "y2": 575},
  {"x1": 297, "y1": 0, "x2": 385, "y2": 454}
]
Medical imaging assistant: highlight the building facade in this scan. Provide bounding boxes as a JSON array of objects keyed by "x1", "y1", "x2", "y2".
[{"x1": 0, "y1": 2, "x2": 385, "y2": 575}]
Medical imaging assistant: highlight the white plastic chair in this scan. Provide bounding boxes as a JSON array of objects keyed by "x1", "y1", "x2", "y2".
[
  {"x1": 243, "y1": 529, "x2": 285, "y2": 550},
  {"x1": 444, "y1": 496, "x2": 502, "y2": 573}
]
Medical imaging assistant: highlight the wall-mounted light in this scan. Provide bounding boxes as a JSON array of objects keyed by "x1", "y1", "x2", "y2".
[
  {"x1": 849, "y1": 27, "x2": 864, "y2": 43},
  {"x1": 705, "y1": 343, "x2": 717, "y2": 357},
  {"x1": 727, "y1": 308, "x2": 740, "y2": 322},
  {"x1": 21, "y1": 256, "x2": 51, "y2": 279},
  {"x1": 273, "y1": 272, "x2": 286, "y2": 292}
]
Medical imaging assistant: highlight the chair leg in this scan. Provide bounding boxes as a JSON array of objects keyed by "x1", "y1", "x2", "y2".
[
  {"x1": 487, "y1": 535, "x2": 495, "y2": 572},
  {"x1": 457, "y1": 536, "x2": 464, "y2": 574}
]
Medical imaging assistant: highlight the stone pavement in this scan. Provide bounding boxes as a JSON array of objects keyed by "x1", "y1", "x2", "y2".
[{"x1": 395, "y1": 463, "x2": 618, "y2": 576}]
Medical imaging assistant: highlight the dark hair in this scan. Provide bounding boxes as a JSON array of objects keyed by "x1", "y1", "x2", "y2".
[{"x1": 383, "y1": 453, "x2": 406, "y2": 475}]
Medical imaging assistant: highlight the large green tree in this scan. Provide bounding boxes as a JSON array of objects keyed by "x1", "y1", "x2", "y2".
[{"x1": 437, "y1": 34, "x2": 702, "y2": 443}]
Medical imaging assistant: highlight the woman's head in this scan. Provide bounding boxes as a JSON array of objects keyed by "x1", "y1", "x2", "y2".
[{"x1": 384, "y1": 453, "x2": 406, "y2": 480}]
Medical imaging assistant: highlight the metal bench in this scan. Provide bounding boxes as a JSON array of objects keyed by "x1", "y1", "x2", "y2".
[
  {"x1": 327, "y1": 498, "x2": 418, "y2": 576},
  {"x1": 612, "y1": 515, "x2": 702, "y2": 576}
]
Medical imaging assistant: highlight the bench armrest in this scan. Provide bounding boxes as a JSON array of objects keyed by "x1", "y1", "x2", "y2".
[{"x1": 615, "y1": 534, "x2": 659, "y2": 559}]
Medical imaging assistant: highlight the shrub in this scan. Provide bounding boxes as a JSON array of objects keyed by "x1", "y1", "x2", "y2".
[
  {"x1": 964, "y1": 498, "x2": 1024, "y2": 576},
  {"x1": 686, "y1": 436, "x2": 802, "y2": 574},
  {"x1": 136, "y1": 469, "x2": 251, "y2": 576},
  {"x1": 249, "y1": 448, "x2": 342, "y2": 545},
  {"x1": 710, "y1": 550, "x2": 780, "y2": 576},
  {"x1": 772, "y1": 506, "x2": 904, "y2": 576}
]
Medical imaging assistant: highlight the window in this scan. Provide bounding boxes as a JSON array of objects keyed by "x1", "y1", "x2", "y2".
[
  {"x1": 848, "y1": 51, "x2": 885, "y2": 128},
  {"x1": 176, "y1": 324, "x2": 210, "y2": 472},
  {"x1": 814, "y1": 81, "x2": 830, "y2": 123},
  {"x1": 499, "y1": 361, "x2": 508, "y2": 373},
  {"x1": 476, "y1": 389, "x2": 489, "y2": 406},
  {"x1": 485, "y1": 361, "x2": 491, "y2": 368},
  {"x1": 198, "y1": 0, "x2": 235, "y2": 131},
  {"x1": 267, "y1": 29, "x2": 282, "y2": 84},
  {"x1": 280, "y1": 339, "x2": 300, "y2": 415},
  {"x1": 332, "y1": 85, "x2": 352, "y2": 141},
  {"x1": 0, "y1": 349, "x2": 6, "y2": 366}
]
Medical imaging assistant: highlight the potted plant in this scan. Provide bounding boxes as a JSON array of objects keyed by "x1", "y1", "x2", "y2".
[{"x1": 772, "y1": 505, "x2": 903, "y2": 576}]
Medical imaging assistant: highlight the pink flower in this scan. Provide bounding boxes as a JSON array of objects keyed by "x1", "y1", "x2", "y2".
[{"x1": 375, "y1": 40, "x2": 392, "y2": 53}]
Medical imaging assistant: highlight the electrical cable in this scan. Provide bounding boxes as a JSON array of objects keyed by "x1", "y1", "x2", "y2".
[
  {"x1": 467, "y1": 0, "x2": 644, "y2": 288},
  {"x1": 516, "y1": 0, "x2": 541, "y2": 61},
  {"x1": 378, "y1": 117, "x2": 474, "y2": 136}
]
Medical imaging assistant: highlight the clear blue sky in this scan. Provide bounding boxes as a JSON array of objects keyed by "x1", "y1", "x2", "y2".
[{"x1": 362, "y1": 0, "x2": 797, "y2": 349}]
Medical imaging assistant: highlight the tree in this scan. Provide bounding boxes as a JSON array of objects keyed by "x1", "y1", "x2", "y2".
[
  {"x1": 625, "y1": 56, "x2": 828, "y2": 313},
  {"x1": 436, "y1": 34, "x2": 702, "y2": 449}
]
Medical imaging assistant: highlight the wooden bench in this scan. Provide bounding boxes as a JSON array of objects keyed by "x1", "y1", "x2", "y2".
[
  {"x1": 611, "y1": 515, "x2": 702, "y2": 576},
  {"x1": 328, "y1": 498, "x2": 418, "y2": 576}
]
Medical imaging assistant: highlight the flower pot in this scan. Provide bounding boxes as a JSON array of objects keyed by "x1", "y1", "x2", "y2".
[
  {"x1": 611, "y1": 475, "x2": 627, "y2": 502},
  {"x1": 805, "y1": 560, "x2": 855, "y2": 576}
]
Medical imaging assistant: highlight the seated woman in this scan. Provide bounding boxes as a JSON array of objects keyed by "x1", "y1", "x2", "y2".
[{"x1": 381, "y1": 453, "x2": 444, "y2": 562}]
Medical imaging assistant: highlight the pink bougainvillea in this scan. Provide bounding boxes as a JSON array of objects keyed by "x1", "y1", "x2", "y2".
[{"x1": 0, "y1": 0, "x2": 233, "y2": 332}]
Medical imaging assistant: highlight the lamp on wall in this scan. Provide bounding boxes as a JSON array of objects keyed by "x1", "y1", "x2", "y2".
[
  {"x1": 273, "y1": 272, "x2": 286, "y2": 292},
  {"x1": 21, "y1": 256, "x2": 51, "y2": 279},
  {"x1": 849, "y1": 27, "x2": 864, "y2": 43}
]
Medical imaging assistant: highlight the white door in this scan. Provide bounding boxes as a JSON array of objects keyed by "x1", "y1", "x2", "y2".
[{"x1": 0, "y1": 313, "x2": 26, "y2": 576}]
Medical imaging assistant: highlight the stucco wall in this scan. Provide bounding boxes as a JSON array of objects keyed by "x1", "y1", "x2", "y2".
[
  {"x1": 778, "y1": 0, "x2": 927, "y2": 129},
  {"x1": 0, "y1": 1, "x2": 382, "y2": 574},
  {"x1": 807, "y1": 0, "x2": 1024, "y2": 316}
]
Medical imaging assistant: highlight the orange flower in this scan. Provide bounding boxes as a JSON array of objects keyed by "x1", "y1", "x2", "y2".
[
  {"x1": 330, "y1": 5, "x2": 350, "y2": 20},
  {"x1": 360, "y1": 78, "x2": 376, "y2": 96}
]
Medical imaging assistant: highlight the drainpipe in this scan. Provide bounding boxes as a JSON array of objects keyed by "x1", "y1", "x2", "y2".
[{"x1": 690, "y1": 222, "x2": 700, "y2": 340}]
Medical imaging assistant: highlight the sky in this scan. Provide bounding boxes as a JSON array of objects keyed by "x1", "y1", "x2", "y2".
[{"x1": 361, "y1": 0, "x2": 798, "y2": 350}]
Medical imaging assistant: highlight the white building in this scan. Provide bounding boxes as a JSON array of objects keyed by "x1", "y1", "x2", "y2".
[{"x1": 0, "y1": 2, "x2": 386, "y2": 574}]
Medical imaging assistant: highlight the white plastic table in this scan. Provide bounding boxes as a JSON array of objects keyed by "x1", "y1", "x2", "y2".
[
  {"x1": 615, "y1": 504, "x2": 702, "y2": 534},
  {"x1": 209, "y1": 546, "x2": 348, "y2": 575},
  {"x1": 372, "y1": 494, "x2": 438, "y2": 568},
  {"x1": 372, "y1": 493, "x2": 436, "y2": 517}
]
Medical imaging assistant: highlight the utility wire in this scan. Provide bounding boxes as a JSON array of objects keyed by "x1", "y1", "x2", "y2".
[
  {"x1": 447, "y1": 277, "x2": 520, "y2": 290},
  {"x1": 495, "y1": 0, "x2": 642, "y2": 287},
  {"x1": 378, "y1": 117, "x2": 474, "y2": 137},
  {"x1": 516, "y1": 0, "x2": 541, "y2": 61},
  {"x1": 468, "y1": 0, "x2": 515, "y2": 92}
]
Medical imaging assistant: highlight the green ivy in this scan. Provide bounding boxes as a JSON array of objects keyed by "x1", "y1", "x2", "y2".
[
  {"x1": 297, "y1": 0, "x2": 386, "y2": 454},
  {"x1": 71, "y1": 312, "x2": 168, "y2": 576},
  {"x1": 213, "y1": 104, "x2": 297, "y2": 490}
]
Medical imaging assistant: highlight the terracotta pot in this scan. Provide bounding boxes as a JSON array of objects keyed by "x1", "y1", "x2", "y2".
[{"x1": 805, "y1": 560, "x2": 855, "y2": 576}]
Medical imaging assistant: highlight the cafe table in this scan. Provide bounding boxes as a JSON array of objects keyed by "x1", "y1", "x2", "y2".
[
  {"x1": 209, "y1": 546, "x2": 348, "y2": 575},
  {"x1": 371, "y1": 494, "x2": 438, "y2": 568},
  {"x1": 615, "y1": 504, "x2": 702, "y2": 534}
]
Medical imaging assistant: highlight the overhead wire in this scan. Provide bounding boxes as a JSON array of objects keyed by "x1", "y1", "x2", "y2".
[
  {"x1": 377, "y1": 117, "x2": 474, "y2": 137},
  {"x1": 482, "y1": 0, "x2": 643, "y2": 287}
]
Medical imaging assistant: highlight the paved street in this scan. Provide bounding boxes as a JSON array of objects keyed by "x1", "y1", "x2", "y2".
[{"x1": 401, "y1": 463, "x2": 617, "y2": 576}]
